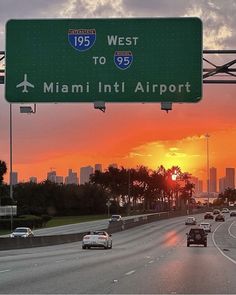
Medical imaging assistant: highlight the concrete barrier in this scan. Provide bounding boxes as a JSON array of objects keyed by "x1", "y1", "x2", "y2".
[{"x1": 0, "y1": 209, "x2": 207, "y2": 251}]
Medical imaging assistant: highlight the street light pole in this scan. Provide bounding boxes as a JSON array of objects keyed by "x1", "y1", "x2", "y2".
[
  {"x1": 10, "y1": 103, "x2": 13, "y2": 231},
  {"x1": 205, "y1": 133, "x2": 210, "y2": 207}
]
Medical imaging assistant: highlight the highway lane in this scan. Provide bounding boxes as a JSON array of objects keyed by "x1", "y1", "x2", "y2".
[
  {"x1": 33, "y1": 213, "x2": 160, "y2": 236},
  {"x1": 0, "y1": 213, "x2": 236, "y2": 294}
]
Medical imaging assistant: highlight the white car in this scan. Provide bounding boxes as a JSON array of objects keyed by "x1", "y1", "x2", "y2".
[
  {"x1": 9, "y1": 227, "x2": 34, "y2": 238},
  {"x1": 82, "y1": 231, "x2": 112, "y2": 249},
  {"x1": 185, "y1": 217, "x2": 197, "y2": 225},
  {"x1": 222, "y1": 208, "x2": 230, "y2": 213},
  {"x1": 109, "y1": 215, "x2": 122, "y2": 223},
  {"x1": 199, "y1": 222, "x2": 211, "y2": 233}
]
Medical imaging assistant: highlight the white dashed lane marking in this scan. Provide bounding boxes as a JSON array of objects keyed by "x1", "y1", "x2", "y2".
[
  {"x1": 0, "y1": 269, "x2": 10, "y2": 273},
  {"x1": 125, "y1": 270, "x2": 136, "y2": 275}
]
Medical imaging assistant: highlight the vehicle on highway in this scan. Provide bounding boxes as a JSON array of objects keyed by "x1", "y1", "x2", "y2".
[
  {"x1": 204, "y1": 212, "x2": 214, "y2": 219},
  {"x1": 82, "y1": 231, "x2": 112, "y2": 249},
  {"x1": 185, "y1": 216, "x2": 197, "y2": 225},
  {"x1": 213, "y1": 209, "x2": 221, "y2": 215},
  {"x1": 186, "y1": 227, "x2": 207, "y2": 247},
  {"x1": 109, "y1": 214, "x2": 122, "y2": 223},
  {"x1": 230, "y1": 211, "x2": 236, "y2": 217},
  {"x1": 221, "y1": 208, "x2": 230, "y2": 213},
  {"x1": 199, "y1": 222, "x2": 211, "y2": 232},
  {"x1": 215, "y1": 213, "x2": 225, "y2": 222},
  {"x1": 9, "y1": 227, "x2": 34, "y2": 238}
]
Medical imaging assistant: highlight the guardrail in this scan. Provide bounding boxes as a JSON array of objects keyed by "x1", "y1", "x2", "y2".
[{"x1": 0, "y1": 209, "x2": 207, "y2": 251}]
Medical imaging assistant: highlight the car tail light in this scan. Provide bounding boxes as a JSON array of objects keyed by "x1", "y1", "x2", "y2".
[
  {"x1": 98, "y1": 237, "x2": 106, "y2": 240},
  {"x1": 84, "y1": 236, "x2": 90, "y2": 240}
]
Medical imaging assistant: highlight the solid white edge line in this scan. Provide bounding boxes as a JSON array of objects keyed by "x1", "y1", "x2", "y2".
[
  {"x1": 228, "y1": 220, "x2": 236, "y2": 238},
  {"x1": 212, "y1": 222, "x2": 236, "y2": 265}
]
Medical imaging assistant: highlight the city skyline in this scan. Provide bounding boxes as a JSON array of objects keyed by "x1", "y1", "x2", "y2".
[
  {"x1": 8, "y1": 164, "x2": 236, "y2": 194},
  {"x1": 0, "y1": 1, "x2": 236, "y2": 190}
]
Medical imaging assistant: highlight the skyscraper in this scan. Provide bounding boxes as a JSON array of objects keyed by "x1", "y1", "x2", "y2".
[
  {"x1": 225, "y1": 168, "x2": 235, "y2": 189},
  {"x1": 190, "y1": 177, "x2": 203, "y2": 194},
  {"x1": 47, "y1": 170, "x2": 56, "y2": 183},
  {"x1": 95, "y1": 164, "x2": 102, "y2": 172},
  {"x1": 209, "y1": 167, "x2": 217, "y2": 193},
  {"x1": 219, "y1": 177, "x2": 226, "y2": 193},
  {"x1": 198, "y1": 180, "x2": 203, "y2": 193},
  {"x1": 80, "y1": 166, "x2": 94, "y2": 185},
  {"x1": 65, "y1": 169, "x2": 78, "y2": 185}
]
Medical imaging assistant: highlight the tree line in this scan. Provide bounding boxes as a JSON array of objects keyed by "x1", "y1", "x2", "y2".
[
  {"x1": 0, "y1": 160, "x2": 197, "y2": 216},
  {"x1": 213, "y1": 187, "x2": 236, "y2": 206}
]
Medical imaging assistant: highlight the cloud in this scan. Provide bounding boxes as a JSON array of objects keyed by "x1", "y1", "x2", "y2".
[
  {"x1": 169, "y1": 147, "x2": 179, "y2": 151},
  {"x1": 128, "y1": 152, "x2": 152, "y2": 158},
  {"x1": 57, "y1": 0, "x2": 129, "y2": 18},
  {"x1": 184, "y1": 0, "x2": 235, "y2": 49},
  {"x1": 166, "y1": 152, "x2": 186, "y2": 158}
]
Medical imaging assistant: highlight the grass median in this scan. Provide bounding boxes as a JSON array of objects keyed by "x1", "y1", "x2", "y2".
[
  {"x1": 46, "y1": 214, "x2": 108, "y2": 228},
  {"x1": 0, "y1": 214, "x2": 109, "y2": 236}
]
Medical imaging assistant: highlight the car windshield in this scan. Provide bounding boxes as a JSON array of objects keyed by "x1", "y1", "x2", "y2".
[
  {"x1": 190, "y1": 229, "x2": 203, "y2": 234},
  {"x1": 14, "y1": 228, "x2": 27, "y2": 233}
]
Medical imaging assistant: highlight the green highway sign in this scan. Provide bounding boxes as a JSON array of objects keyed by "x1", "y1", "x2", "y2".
[{"x1": 5, "y1": 18, "x2": 202, "y2": 103}]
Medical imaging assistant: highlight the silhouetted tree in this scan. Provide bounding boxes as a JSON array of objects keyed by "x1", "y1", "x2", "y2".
[{"x1": 0, "y1": 160, "x2": 7, "y2": 184}]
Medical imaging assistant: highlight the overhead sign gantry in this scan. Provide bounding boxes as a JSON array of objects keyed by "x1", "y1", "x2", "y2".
[{"x1": 5, "y1": 18, "x2": 202, "y2": 104}]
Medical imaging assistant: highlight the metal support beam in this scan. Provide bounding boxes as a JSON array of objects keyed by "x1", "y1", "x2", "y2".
[
  {"x1": 203, "y1": 50, "x2": 236, "y2": 83},
  {"x1": 1, "y1": 50, "x2": 236, "y2": 84}
]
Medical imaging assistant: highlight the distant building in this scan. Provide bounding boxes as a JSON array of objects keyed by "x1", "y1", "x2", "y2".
[
  {"x1": 198, "y1": 180, "x2": 203, "y2": 193},
  {"x1": 191, "y1": 177, "x2": 203, "y2": 194},
  {"x1": 95, "y1": 164, "x2": 102, "y2": 172},
  {"x1": 80, "y1": 166, "x2": 94, "y2": 185},
  {"x1": 225, "y1": 168, "x2": 235, "y2": 189},
  {"x1": 219, "y1": 177, "x2": 226, "y2": 193},
  {"x1": 47, "y1": 171, "x2": 56, "y2": 183},
  {"x1": 190, "y1": 176, "x2": 198, "y2": 192},
  {"x1": 209, "y1": 167, "x2": 217, "y2": 193},
  {"x1": 29, "y1": 177, "x2": 37, "y2": 183},
  {"x1": 56, "y1": 176, "x2": 64, "y2": 184},
  {"x1": 65, "y1": 169, "x2": 78, "y2": 185},
  {"x1": 10, "y1": 172, "x2": 18, "y2": 185}
]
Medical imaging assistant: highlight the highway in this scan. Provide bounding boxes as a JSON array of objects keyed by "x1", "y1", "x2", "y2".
[
  {"x1": 33, "y1": 213, "x2": 153, "y2": 236},
  {"x1": 1, "y1": 213, "x2": 236, "y2": 294}
]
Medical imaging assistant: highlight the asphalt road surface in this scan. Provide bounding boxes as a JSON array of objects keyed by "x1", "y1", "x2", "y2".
[
  {"x1": 33, "y1": 213, "x2": 156, "y2": 236},
  {"x1": 1, "y1": 212, "x2": 236, "y2": 294}
]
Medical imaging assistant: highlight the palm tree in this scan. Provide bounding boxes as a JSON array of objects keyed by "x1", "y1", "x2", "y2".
[
  {"x1": 179, "y1": 172, "x2": 195, "y2": 213},
  {"x1": 0, "y1": 160, "x2": 7, "y2": 184}
]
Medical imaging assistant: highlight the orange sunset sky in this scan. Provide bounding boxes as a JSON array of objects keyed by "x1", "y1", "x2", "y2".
[{"x1": 0, "y1": 0, "x2": 236, "y2": 191}]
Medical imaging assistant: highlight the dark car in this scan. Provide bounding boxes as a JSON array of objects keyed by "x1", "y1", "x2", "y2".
[
  {"x1": 186, "y1": 227, "x2": 207, "y2": 247},
  {"x1": 204, "y1": 212, "x2": 214, "y2": 219},
  {"x1": 215, "y1": 213, "x2": 225, "y2": 222},
  {"x1": 230, "y1": 211, "x2": 236, "y2": 217},
  {"x1": 213, "y1": 209, "x2": 220, "y2": 215}
]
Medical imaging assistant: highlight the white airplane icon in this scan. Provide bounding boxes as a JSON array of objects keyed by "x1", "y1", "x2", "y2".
[{"x1": 16, "y1": 74, "x2": 34, "y2": 93}]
